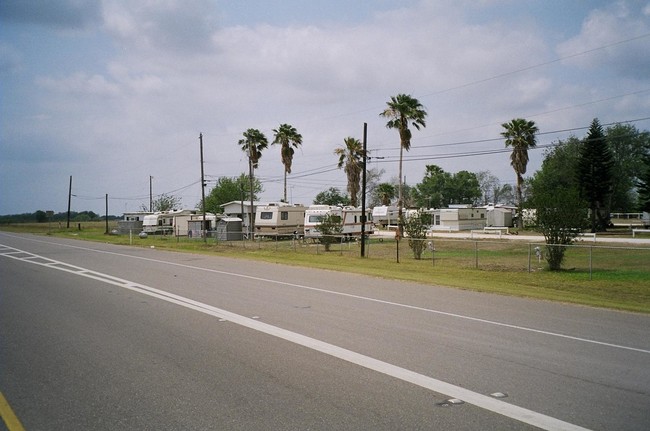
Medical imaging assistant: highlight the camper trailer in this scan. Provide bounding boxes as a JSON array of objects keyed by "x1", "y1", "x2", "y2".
[
  {"x1": 142, "y1": 210, "x2": 214, "y2": 235},
  {"x1": 255, "y1": 203, "x2": 306, "y2": 238},
  {"x1": 372, "y1": 205, "x2": 399, "y2": 228},
  {"x1": 303, "y1": 205, "x2": 373, "y2": 240}
]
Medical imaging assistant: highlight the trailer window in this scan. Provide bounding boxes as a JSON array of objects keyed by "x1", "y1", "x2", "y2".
[
  {"x1": 260, "y1": 212, "x2": 273, "y2": 220},
  {"x1": 308, "y1": 215, "x2": 323, "y2": 223},
  {"x1": 281, "y1": 211, "x2": 288, "y2": 220}
]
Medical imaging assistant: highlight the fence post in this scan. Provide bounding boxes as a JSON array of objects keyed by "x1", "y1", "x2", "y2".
[
  {"x1": 475, "y1": 241, "x2": 479, "y2": 269},
  {"x1": 528, "y1": 243, "x2": 531, "y2": 273},
  {"x1": 589, "y1": 245, "x2": 593, "y2": 281}
]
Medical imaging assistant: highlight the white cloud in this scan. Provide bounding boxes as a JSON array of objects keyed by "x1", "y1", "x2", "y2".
[
  {"x1": 2, "y1": 0, "x2": 650, "y2": 214},
  {"x1": 556, "y1": 1, "x2": 650, "y2": 80}
]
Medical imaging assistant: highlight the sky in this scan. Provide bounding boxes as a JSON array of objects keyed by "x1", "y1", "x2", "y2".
[{"x1": 1, "y1": 0, "x2": 650, "y2": 216}]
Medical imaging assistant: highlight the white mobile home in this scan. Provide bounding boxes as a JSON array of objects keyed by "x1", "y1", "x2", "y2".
[
  {"x1": 142, "y1": 209, "x2": 208, "y2": 235},
  {"x1": 304, "y1": 205, "x2": 373, "y2": 240},
  {"x1": 431, "y1": 206, "x2": 486, "y2": 231},
  {"x1": 255, "y1": 203, "x2": 306, "y2": 238}
]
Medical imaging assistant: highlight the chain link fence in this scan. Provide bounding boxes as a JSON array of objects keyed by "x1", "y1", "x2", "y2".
[{"x1": 138, "y1": 230, "x2": 650, "y2": 279}]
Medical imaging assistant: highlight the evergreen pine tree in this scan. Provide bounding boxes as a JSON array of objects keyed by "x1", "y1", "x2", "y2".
[{"x1": 577, "y1": 119, "x2": 614, "y2": 232}]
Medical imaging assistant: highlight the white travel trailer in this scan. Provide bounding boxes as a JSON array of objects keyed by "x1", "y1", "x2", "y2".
[
  {"x1": 142, "y1": 210, "x2": 214, "y2": 235},
  {"x1": 255, "y1": 203, "x2": 306, "y2": 238},
  {"x1": 371, "y1": 205, "x2": 399, "y2": 228},
  {"x1": 303, "y1": 205, "x2": 373, "y2": 240}
]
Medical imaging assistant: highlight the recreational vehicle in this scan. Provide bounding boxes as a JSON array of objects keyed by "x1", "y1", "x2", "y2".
[
  {"x1": 372, "y1": 205, "x2": 399, "y2": 228},
  {"x1": 255, "y1": 203, "x2": 306, "y2": 238},
  {"x1": 142, "y1": 210, "x2": 215, "y2": 235},
  {"x1": 303, "y1": 205, "x2": 373, "y2": 240}
]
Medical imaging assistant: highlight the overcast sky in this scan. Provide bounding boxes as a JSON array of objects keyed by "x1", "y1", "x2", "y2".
[{"x1": 2, "y1": 0, "x2": 649, "y2": 215}]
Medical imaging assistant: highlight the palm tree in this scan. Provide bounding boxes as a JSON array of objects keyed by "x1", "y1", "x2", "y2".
[
  {"x1": 238, "y1": 128, "x2": 268, "y2": 237},
  {"x1": 380, "y1": 94, "x2": 427, "y2": 232},
  {"x1": 376, "y1": 183, "x2": 395, "y2": 206},
  {"x1": 501, "y1": 118, "x2": 539, "y2": 228},
  {"x1": 272, "y1": 124, "x2": 303, "y2": 203},
  {"x1": 334, "y1": 137, "x2": 365, "y2": 207}
]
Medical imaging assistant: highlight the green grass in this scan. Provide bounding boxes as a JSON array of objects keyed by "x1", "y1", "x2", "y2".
[{"x1": 2, "y1": 221, "x2": 649, "y2": 313}]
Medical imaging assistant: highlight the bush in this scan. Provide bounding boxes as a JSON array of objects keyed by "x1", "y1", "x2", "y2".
[{"x1": 402, "y1": 213, "x2": 428, "y2": 259}]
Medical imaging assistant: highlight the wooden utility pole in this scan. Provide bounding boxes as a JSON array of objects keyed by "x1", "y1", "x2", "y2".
[
  {"x1": 105, "y1": 193, "x2": 109, "y2": 234},
  {"x1": 199, "y1": 133, "x2": 207, "y2": 243},
  {"x1": 361, "y1": 122, "x2": 367, "y2": 257},
  {"x1": 149, "y1": 176, "x2": 153, "y2": 212},
  {"x1": 66, "y1": 175, "x2": 72, "y2": 228}
]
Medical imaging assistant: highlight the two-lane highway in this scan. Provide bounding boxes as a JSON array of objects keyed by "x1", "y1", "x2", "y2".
[{"x1": 1, "y1": 233, "x2": 649, "y2": 430}]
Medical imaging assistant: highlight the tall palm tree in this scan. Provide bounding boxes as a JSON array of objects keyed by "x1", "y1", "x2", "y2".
[
  {"x1": 380, "y1": 94, "x2": 427, "y2": 231},
  {"x1": 238, "y1": 128, "x2": 268, "y2": 237},
  {"x1": 272, "y1": 124, "x2": 303, "y2": 203},
  {"x1": 501, "y1": 118, "x2": 539, "y2": 228},
  {"x1": 334, "y1": 137, "x2": 365, "y2": 207}
]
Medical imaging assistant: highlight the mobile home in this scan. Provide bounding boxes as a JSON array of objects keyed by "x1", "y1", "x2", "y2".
[
  {"x1": 304, "y1": 205, "x2": 373, "y2": 240},
  {"x1": 142, "y1": 210, "x2": 210, "y2": 235},
  {"x1": 430, "y1": 206, "x2": 486, "y2": 231},
  {"x1": 255, "y1": 203, "x2": 306, "y2": 238}
]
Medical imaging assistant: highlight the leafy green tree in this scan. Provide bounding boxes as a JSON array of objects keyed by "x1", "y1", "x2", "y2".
[
  {"x1": 380, "y1": 94, "x2": 427, "y2": 226},
  {"x1": 334, "y1": 137, "x2": 365, "y2": 207},
  {"x1": 402, "y1": 212, "x2": 428, "y2": 259},
  {"x1": 35, "y1": 210, "x2": 47, "y2": 223},
  {"x1": 317, "y1": 213, "x2": 343, "y2": 251},
  {"x1": 501, "y1": 118, "x2": 539, "y2": 228},
  {"x1": 313, "y1": 187, "x2": 350, "y2": 206},
  {"x1": 239, "y1": 128, "x2": 268, "y2": 236},
  {"x1": 412, "y1": 165, "x2": 450, "y2": 208},
  {"x1": 636, "y1": 142, "x2": 650, "y2": 212},
  {"x1": 606, "y1": 124, "x2": 649, "y2": 212},
  {"x1": 143, "y1": 194, "x2": 182, "y2": 212},
  {"x1": 577, "y1": 119, "x2": 614, "y2": 232},
  {"x1": 272, "y1": 124, "x2": 303, "y2": 203},
  {"x1": 203, "y1": 174, "x2": 263, "y2": 214},
  {"x1": 412, "y1": 165, "x2": 481, "y2": 208},
  {"x1": 530, "y1": 138, "x2": 589, "y2": 270},
  {"x1": 532, "y1": 187, "x2": 588, "y2": 271},
  {"x1": 448, "y1": 170, "x2": 481, "y2": 205}
]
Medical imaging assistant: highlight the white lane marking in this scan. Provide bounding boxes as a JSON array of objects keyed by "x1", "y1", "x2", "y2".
[
  {"x1": 4, "y1": 235, "x2": 647, "y2": 355},
  {"x1": 1, "y1": 245, "x2": 591, "y2": 431}
]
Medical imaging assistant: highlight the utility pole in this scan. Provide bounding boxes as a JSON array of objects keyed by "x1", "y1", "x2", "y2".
[
  {"x1": 199, "y1": 133, "x2": 207, "y2": 243},
  {"x1": 66, "y1": 175, "x2": 72, "y2": 228},
  {"x1": 149, "y1": 176, "x2": 153, "y2": 212},
  {"x1": 105, "y1": 193, "x2": 109, "y2": 234},
  {"x1": 361, "y1": 122, "x2": 367, "y2": 257}
]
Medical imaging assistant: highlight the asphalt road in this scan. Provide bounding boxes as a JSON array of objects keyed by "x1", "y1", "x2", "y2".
[{"x1": 1, "y1": 232, "x2": 649, "y2": 430}]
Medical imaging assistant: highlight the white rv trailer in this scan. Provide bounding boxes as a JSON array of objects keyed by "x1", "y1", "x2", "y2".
[
  {"x1": 371, "y1": 205, "x2": 399, "y2": 228},
  {"x1": 254, "y1": 203, "x2": 306, "y2": 238},
  {"x1": 303, "y1": 205, "x2": 373, "y2": 240},
  {"x1": 142, "y1": 210, "x2": 214, "y2": 235}
]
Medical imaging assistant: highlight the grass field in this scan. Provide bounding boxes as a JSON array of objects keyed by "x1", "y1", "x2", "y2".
[{"x1": 2, "y1": 221, "x2": 649, "y2": 313}]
